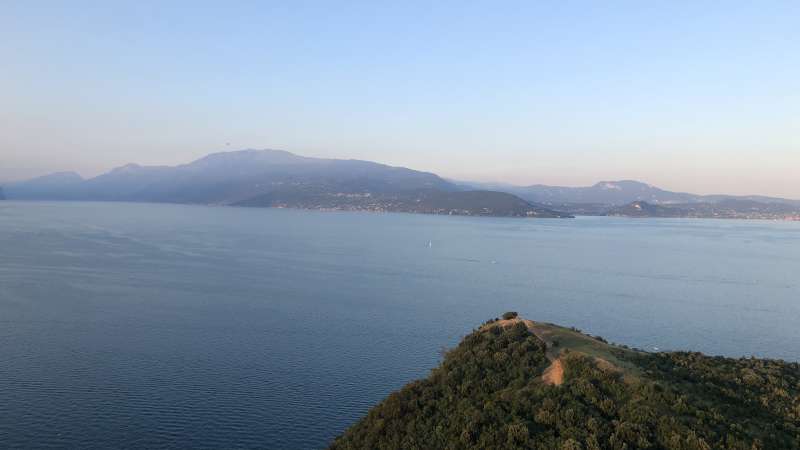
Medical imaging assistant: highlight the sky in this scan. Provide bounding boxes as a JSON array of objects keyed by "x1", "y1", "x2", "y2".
[{"x1": 1, "y1": 1, "x2": 799, "y2": 197}]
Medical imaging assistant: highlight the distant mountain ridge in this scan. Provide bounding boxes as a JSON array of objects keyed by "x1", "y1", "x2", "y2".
[
  {"x1": 2, "y1": 150, "x2": 569, "y2": 218},
  {"x1": 5, "y1": 151, "x2": 798, "y2": 219},
  {"x1": 466, "y1": 179, "x2": 799, "y2": 206},
  {"x1": 461, "y1": 179, "x2": 800, "y2": 220},
  {"x1": 3, "y1": 171, "x2": 84, "y2": 200}
]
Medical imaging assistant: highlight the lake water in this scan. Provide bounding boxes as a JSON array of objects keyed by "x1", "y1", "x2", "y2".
[{"x1": 1, "y1": 201, "x2": 798, "y2": 449}]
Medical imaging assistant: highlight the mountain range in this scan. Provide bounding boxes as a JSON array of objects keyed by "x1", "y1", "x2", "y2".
[
  {"x1": 460, "y1": 179, "x2": 800, "y2": 219},
  {"x1": 465, "y1": 179, "x2": 800, "y2": 206},
  {"x1": 3, "y1": 149, "x2": 799, "y2": 220},
  {"x1": 0, "y1": 150, "x2": 569, "y2": 218}
]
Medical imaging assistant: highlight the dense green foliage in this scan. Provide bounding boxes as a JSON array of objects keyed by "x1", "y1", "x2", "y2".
[{"x1": 330, "y1": 321, "x2": 800, "y2": 450}]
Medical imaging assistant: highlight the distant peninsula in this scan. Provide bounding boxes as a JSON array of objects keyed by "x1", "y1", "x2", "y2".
[
  {"x1": 0, "y1": 150, "x2": 569, "y2": 219},
  {"x1": 606, "y1": 200, "x2": 800, "y2": 221},
  {"x1": 331, "y1": 313, "x2": 800, "y2": 449}
]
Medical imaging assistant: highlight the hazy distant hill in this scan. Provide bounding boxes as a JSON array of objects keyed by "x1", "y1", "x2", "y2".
[
  {"x1": 467, "y1": 180, "x2": 697, "y2": 205},
  {"x1": 332, "y1": 314, "x2": 800, "y2": 449},
  {"x1": 3, "y1": 150, "x2": 568, "y2": 218},
  {"x1": 9, "y1": 151, "x2": 797, "y2": 219},
  {"x1": 3, "y1": 171, "x2": 85, "y2": 200},
  {"x1": 463, "y1": 180, "x2": 800, "y2": 220}
]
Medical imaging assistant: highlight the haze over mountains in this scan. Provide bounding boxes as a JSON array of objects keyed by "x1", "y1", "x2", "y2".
[
  {"x1": 3, "y1": 149, "x2": 799, "y2": 220},
  {"x1": 466, "y1": 179, "x2": 800, "y2": 207},
  {"x1": 1, "y1": 150, "x2": 568, "y2": 218},
  {"x1": 462, "y1": 179, "x2": 800, "y2": 220}
]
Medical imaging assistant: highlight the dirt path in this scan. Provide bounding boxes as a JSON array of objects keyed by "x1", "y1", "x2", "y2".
[
  {"x1": 487, "y1": 316, "x2": 632, "y2": 386},
  {"x1": 541, "y1": 358, "x2": 564, "y2": 386},
  {"x1": 487, "y1": 318, "x2": 565, "y2": 386}
]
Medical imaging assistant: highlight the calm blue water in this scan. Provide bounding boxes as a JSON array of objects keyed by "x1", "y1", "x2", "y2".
[{"x1": 1, "y1": 201, "x2": 798, "y2": 449}]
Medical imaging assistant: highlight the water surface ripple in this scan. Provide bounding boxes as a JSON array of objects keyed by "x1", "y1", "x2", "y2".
[{"x1": 0, "y1": 201, "x2": 798, "y2": 448}]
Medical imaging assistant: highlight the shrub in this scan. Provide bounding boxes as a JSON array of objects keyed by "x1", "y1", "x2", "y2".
[{"x1": 501, "y1": 311, "x2": 518, "y2": 320}]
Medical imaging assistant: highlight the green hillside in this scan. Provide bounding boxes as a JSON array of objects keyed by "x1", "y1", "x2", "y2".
[{"x1": 330, "y1": 314, "x2": 800, "y2": 450}]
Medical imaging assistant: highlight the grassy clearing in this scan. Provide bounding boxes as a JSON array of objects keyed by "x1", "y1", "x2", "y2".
[
  {"x1": 527, "y1": 321, "x2": 643, "y2": 375},
  {"x1": 484, "y1": 317, "x2": 644, "y2": 379}
]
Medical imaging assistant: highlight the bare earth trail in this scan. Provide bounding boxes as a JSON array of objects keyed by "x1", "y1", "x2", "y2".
[
  {"x1": 487, "y1": 316, "x2": 639, "y2": 386},
  {"x1": 540, "y1": 358, "x2": 565, "y2": 385},
  {"x1": 487, "y1": 318, "x2": 565, "y2": 385}
]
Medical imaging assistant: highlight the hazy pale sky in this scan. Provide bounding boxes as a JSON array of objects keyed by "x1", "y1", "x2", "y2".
[{"x1": 2, "y1": 1, "x2": 799, "y2": 197}]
